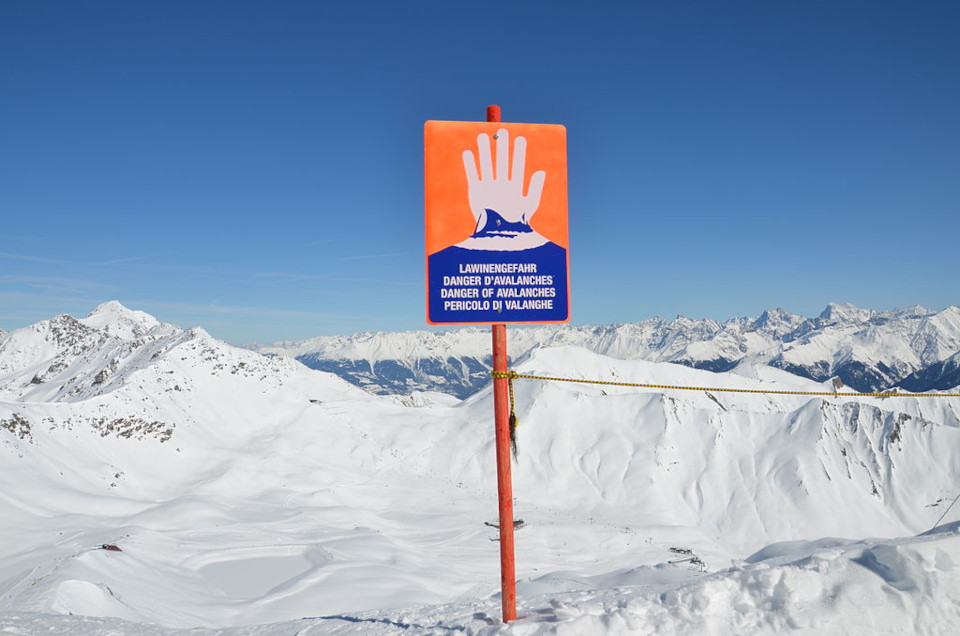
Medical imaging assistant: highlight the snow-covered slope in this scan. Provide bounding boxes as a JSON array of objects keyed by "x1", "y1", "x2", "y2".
[
  {"x1": 4, "y1": 524, "x2": 960, "y2": 635},
  {"x1": 2, "y1": 304, "x2": 960, "y2": 634},
  {"x1": 257, "y1": 303, "x2": 960, "y2": 398}
]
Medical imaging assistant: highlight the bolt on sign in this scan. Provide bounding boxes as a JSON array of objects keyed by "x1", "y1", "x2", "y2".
[{"x1": 425, "y1": 120, "x2": 570, "y2": 325}]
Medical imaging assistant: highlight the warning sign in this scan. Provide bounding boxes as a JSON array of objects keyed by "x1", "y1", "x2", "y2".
[{"x1": 425, "y1": 120, "x2": 570, "y2": 325}]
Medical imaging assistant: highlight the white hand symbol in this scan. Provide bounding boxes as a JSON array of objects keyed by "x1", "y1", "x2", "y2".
[{"x1": 462, "y1": 128, "x2": 546, "y2": 232}]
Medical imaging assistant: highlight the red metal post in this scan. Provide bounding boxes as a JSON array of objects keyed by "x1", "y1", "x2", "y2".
[
  {"x1": 487, "y1": 103, "x2": 517, "y2": 623},
  {"x1": 492, "y1": 323, "x2": 516, "y2": 621}
]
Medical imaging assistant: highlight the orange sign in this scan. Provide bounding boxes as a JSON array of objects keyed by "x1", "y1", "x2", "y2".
[{"x1": 425, "y1": 120, "x2": 570, "y2": 325}]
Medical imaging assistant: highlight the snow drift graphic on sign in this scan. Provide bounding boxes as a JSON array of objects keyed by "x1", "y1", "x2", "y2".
[{"x1": 425, "y1": 121, "x2": 570, "y2": 325}]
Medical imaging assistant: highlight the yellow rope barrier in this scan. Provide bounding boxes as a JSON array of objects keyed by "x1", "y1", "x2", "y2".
[{"x1": 491, "y1": 370, "x2": 960, "y2": 399}]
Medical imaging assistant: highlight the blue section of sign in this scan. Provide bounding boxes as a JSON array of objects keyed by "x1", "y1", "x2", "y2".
[{"x1": 428, "y1": 242, "x2": 568, "y2": 324}]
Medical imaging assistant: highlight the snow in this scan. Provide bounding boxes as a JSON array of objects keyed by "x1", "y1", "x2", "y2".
[{"x1": 2, "y1": 304, "x2": 960, "y2": 634}]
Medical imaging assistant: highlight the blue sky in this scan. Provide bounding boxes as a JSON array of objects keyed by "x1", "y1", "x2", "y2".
[{"x1": 2, "y1": 0, "x2": 957, "y2": 344}]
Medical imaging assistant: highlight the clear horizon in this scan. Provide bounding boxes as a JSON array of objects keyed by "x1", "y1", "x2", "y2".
[{"x1": 2, "y1": 1, "x2": 958, "y2": 345}]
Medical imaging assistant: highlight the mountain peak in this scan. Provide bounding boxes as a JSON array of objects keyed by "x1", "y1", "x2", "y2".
[
  {"x1": 818, "y1": 302, "x2": 874, "y2": 324},
  {"x1": 86, "y1": 300, "x2": 142, "y2": 317},
  {"x1": 79, "y1": 301, "x2": 162, "y2": 340},
  {"x1": 754, "y1": 308, "x2": 795, "y2": 326}
]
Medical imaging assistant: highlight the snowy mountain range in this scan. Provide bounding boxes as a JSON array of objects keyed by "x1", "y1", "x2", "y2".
[
  {"x1": 257, "y1": 303, "x2": 960, "y2": 398},
  {"x1": 2, "y1": 302, "x2": 959, "y2": 634}
]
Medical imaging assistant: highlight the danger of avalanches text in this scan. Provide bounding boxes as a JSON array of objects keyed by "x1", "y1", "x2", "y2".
[{"x1": 440, "y1": 263, "x2": 555, "y2": 312}]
